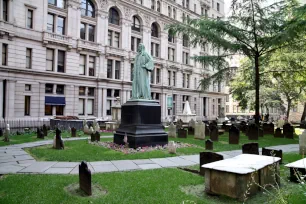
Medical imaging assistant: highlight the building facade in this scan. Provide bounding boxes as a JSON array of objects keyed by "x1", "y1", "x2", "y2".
[{"x1": 0, "y1": 0, "x2": 226, "y2": 121}]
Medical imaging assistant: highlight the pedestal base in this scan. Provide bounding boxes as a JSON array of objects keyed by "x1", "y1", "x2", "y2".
[{"x1": 114, "y1": 100, "x2": 168, "y2": 148}]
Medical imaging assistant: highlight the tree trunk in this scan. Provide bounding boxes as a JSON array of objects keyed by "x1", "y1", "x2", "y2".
[
  {"x1": 255, "y1": 55, "x2": 260, "y2": 125},
  {"x1": 286, "y1": 99, "x2": 291, "y2": 122},
  {"x1": 301, "y1": 102, "x2": 306, "y2": 122}
]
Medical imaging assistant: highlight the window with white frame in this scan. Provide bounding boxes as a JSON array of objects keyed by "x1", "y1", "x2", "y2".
[
  {"x1": 80, "y1": 23, "x2": 95, "y2": 42},
  {"x1": 47, "y1": 13, "x2": 66, "y2": 35},
  {"x1": 27, "y1": 9, "x2": 33, "y2": 29},
  {"x1": 168, "y1": 47, "x2": 175, "y2": 61},
  {"x1": 79, "y1": 54, "x2": 86, "y2": 75},
  {"x1": 26, "y1": 48, "x2": 32, "y2": 69},
  {"x1": 151, "y1": 43, "x2": 160, "y2": 58},
  {"x1": 78, "y1": 86, "x2": 95, "y2": 116},
  {"x1": 81, "y1": 0, "x2": 95, "y2": 17},
  {"x1": 108, "y1": 30, "x2": 120, "y2": 48},
  {"x1": 131, "y1": 37, "x2": 141, "y2": 52},
  {"x1": 106, "y1": 89, "x2": 120, "y2": 115},
  {"x1": 107, "y1": 59, "x2": 121, "y2": 80},
  {"x1": 46, "y1": 48, "x2": 54, "y2": 71},
  {"x1": 57, "y1": 50, "x2": 65, "y2": 73},
  {"x1": 48, "y1": 0, "x2": 66, "y2": 9},
  {"x1": 182, "y1": 52, "x2": 189, "y2": 65}
]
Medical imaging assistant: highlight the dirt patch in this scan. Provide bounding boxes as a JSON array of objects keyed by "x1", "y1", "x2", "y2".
[{"x1": 64, "y1": 183, "x2": 107, "y2": 198}]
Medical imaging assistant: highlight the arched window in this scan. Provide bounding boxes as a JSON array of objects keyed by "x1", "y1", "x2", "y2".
[
  {"x1": 132, "y1": 16, "x2": 141, "y2": 32},
  {"x1": 183, "y1": 34, "x2": 189, "y2": 47},
  {"x1": 109, "y1": 8, "x2": 120, "y2": 25},
  {"x1": 151, "y1": 23, "x2": 159, "y2": 38},
  {"x1": 173, "y1": 8, "x2": 176, "y2": 20},
  {"x1": 157, "y1": 1, "x2": 161, "y2": 12},
  {"x1": 168, "y1": 29, "x2": 174, "y2": 43},
  {"x1": 168, "y1": 6, "x2": 172, "y2": 17},
  {"x1": 81, "y1": 0, "x2": 95, "y2": 17}
]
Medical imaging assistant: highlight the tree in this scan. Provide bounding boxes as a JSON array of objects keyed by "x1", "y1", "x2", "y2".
[{"x1": 167, "y1": 0, "x2": 306, "y2": 125}]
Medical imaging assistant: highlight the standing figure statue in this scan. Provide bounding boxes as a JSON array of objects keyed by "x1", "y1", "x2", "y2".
[{"x1": 131, "y1": 43, "x2": 154, "y2": 100}]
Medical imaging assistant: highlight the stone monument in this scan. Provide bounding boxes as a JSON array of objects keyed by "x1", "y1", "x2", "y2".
[
  {"x1": 229, "y1": 125, "x2": 240, "y2": 144},
  {"x1": 194, "y1": 121, "x2": 205, "y2": 140},
  {"x1": 114, "y1": 44, "x2": 168, "y2": 148},
  {"x1": 168, "y1": 122, "x2": 176, "y2": 138},
  {"x1": 177, "y1": 101, "x2": 196, "y2": 123},
  {"x1": 71, "y1": 127, "x2": 77, "y2": 137},
  {"x1": 168, "y1": 141, "x2": 176, "y2": 154},
  {"x1": 242, "y1": 142, "x2": 259, "y2": 155},
  {"x1": 4, "y1": 124, "x2": 10, "y2": 142},
  {"x1": 79, "y1": 161, "x2": 92, "y2": 196},
  {"x1": 43, "y1": 124, "x2": 48, "y2": 137}
]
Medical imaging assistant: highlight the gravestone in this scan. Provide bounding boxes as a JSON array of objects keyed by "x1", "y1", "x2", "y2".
[
  {"x1": 248, "y1": 124, "x2": 259, "y2": 140},
  {"x1": 205, "y1": 125, "x2": 210, "y2": 136},
  {"x1": 0, "y1": 128, "x2": 3, "y2": 137},
  {"x1": 176, "y1": 119, "x2": 183, "y2": 130},
  {"x1": 168, "y1": 141, "x2": 176, "y2": 154},
  {"x1": 262, "y1": 147, "x2": 283, "y2": 163},
  {"x1": 94, "y1": 120, "x2": 100, "y2": 132},
  {"x1": 89, "y1": 127, "x2": 94, "y2": 135},
  {"x1": 16, "y1": 131, "x2": 21, "y2": 135},
  {"x1": 42, "y1": 124, "x2": 48, "y2": 137},
  {"x1": 38, "y1": 129, "x2": 44, "y2": 139},
  {"x1": 274, "y1": 128, "x2": 283, "y2": 138},
  {"x1": 56, "y1": 128, "x2": 61, "y2": 137},
  {"x1": 178, "y1": 129, "x2": 187, "y2": 138},
  {"x1": 283, "y1": 123, "x2": 294, "y2": 139},
  {"x1": 210, "y1": 125, "x2": 219, "y2": 141},
  {"x1": 55, "y1": 129, "x2": 64, "y2": 149},
  {"x1": 84, "y1": 124, "x2": 90, "y2": 135},
  {"x1": 71, "y1": 127, "x2": 77, "y2": 137},
  {"x1": 95, "y1": 131, "x2": 100, "y2": 142},
  {"x1": 91, "y1": 133, "x2": 95, "y2": 142},
  {"x1": 168, "y1": 123, "x2": 176, "y2": 138},
  {"x1": 229, "y1": 125, "x2": 240, "y2": 144},
  {"x1": 205, "y1": 139, "x2": 213, "y2": 150},
  {"x1": 36, "y1": 128, "x2": 40, "y2": 138},
  {"x1": 194, "y1": 121, "x2": 205, "y2": 140},
  {"x1": 79, "y1": 161, "x2": 92, "y2": 196},
  {"x1": 242, "y1": 142, "x2": 259, "y2": 155},
  {"x1": 189, "y1": 119, "x2": 196, "y2": 129},
  {"x1": 286, "y1": 159, "x2": 306, "y2": 182},
  {"x1": 299, "y1": 130, "x2": 306, "y2": 155},
  {"x1": 199, "y1": 152, "x2": 224, "y2": 176},
  {"x1": 4, "y1": 124, "x2": 10, "y2": 142},
  {"x1": 188, "y1": 127, "x2": 194, "y2": 135},
  {"x1": 263, "y1": 123, "x2": 274, "y2": 135}
]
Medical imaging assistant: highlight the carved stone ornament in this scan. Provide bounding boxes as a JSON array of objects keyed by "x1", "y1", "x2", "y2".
[{"x1": 99, "y1": 0, "x2": 108, "y2": 8}]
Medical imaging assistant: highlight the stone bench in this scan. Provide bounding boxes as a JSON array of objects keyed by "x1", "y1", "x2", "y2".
[
  {"x1": 285, "y1": 158, "x2": 306, "y2": 182},
  {"x1": 202, "y1": 154, "x2": 281, "y2": 201}
]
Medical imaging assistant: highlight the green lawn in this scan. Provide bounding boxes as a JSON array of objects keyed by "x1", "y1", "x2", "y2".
[
  {"x1": 26, "y1": 131, "x2": 299, "y2": 162},
  {"x1": 0, "y1": 153, "x2": 305, "y2": 204}
]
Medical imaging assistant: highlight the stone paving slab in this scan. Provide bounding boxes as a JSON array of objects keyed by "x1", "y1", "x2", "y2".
[
  {"x1": 132, "y1": 159, "x2": 156, "y2": 165},
  {"x1": 166, "y1": 157, "x2": 197, "y2": 166},
  {"x1": 179, "y1": 155, "x2": 199, "y2": 164},
  {"x1": 93, "y1": 164, "x2": 118, "y2": 173},
  {"x1": 14, "y1": 155, "x2": 34, "y2": 161},
  {"x1": 44, "y1": 167, "x2": 73, "y2": 174},
  {"x1": 18, "y1": 159, "x2": 36, "y2": 164},
  {"x1": 111, "y1": 160, "x2": 140, "y2": 171},
  {"x1": 150, "y1": 158, "x2": 179, "y2": 167},
  {"x1": 19, "y1": 162, "x2": 57, "y2": 173},
  {"x1": 70, "y1": 164, "x2": 95, "y2": 174},
  {"x1": 89, "y1": 161, "x2": 113, "y2": 166},
  {"x1": 0, "y1": 165, "x2": 26, "y2": 174},
  {"x1": 138, "y1": 164, "x2": 162, "y2": 170},
  {"x1": 52, "y1": 162, "x2": 79, "y2": 168}
]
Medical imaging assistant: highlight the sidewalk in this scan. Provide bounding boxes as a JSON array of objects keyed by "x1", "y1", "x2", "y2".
[{"x1": 0, "y1": 137, "x2": 299, "y2": 175}]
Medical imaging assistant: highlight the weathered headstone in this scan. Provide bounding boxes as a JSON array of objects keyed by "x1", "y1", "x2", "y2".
[
  {"x1": 0, "y1": 128, "x2": 3, "y2": 137},
  {"x1": 240, "y1": 121, "x2": 247, "y2": 133},
  {"x1": 283, "y1": 123, "x2": 294, "y2": 139},
  {"x1": 43, "y1": 124, "x2": 48, "y2": 137},
  {"x1": 274, "y1": 128, "x2": 283, "y2": 138},
  {"x1": 38, "y1": 129, "x2": 44, "y2": 139},
  {"x1": 36, "y1": 127, "x2": 40, "y2": 138},
  {"x1": 242, "y1": 142, "x2": 259, "y2": 155},
  {"x1": 199, "y1": 152, "x2": 224, "y2": 176},
  {"x1": 91, "y1": 133, "x2": 95, "y2": 142},
  {"x1": 299, "y1": 130, "x2": 306, "y2": 155},
  {"x1": 168, "y1": 141, "x2": 176, "y2": 154},
  {"x1": 168, "y1": 122, "x2": 176, "y2": 138},
  {"x1": 189, "y1": 119, "x2": 196, "y2": 129},
  {"x1": 248, "y1": 124, "x2": 259, "y2": 140},
  {"x1": 229, "y1": 125, "x2": 240, "y2": 144},
  {"x1": 89, "y1": 127, "x2": 94, "y2": 135},
  {"x1": 263, "y1": 123, "x2": 274, "y2": 135},
  {"x1": 4, "y1": 124, "x2": 10, "y2": 142},
  {"x1": 55, "y1": 129, "x2": 64, "y2": 149},
  {"x1": 205, "y1": 139, "x2": 213, "y2": 150},
  {"x1": 94, "y1": 120, "x2": 100, "y2": 132},
  {"x1": 71, "y1": 127, "x2": 77, "y2": 137},
  {"x1": 210, "y1": 125, "x2": 219, "y2": 141},
  {"x1": 205, "y1": 125, "x2": 210, "y2": 136},
  {"x1": 188, "y1": 127, "x2": 195, "y2": 135},
  {"x1": 95, "y1": 131, "x2": 100, "y2": 142},
  {"x1": 194, "y1": 121, "x2": 205, "y2": 140},
  {"x1": 79, "y1": 161, "x2": 92, "y2": 196},
  {"x1": 84, "y1": 124, "x2": 89, "y2": 135},
  {"x1": 277, "y1": 119, "x2": 285, "y2": 128},
  {"x1": 178, "y1": 129, "x2": 187, "y2": 138},
  {"x1": 262, "y1": 147, "x2": 283, "y2": 163},
  {"x1": 176, "y1": 119, "x2": 183, "y2": 130}
]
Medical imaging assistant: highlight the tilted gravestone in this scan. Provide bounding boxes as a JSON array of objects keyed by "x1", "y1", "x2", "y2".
[
  {"x1": 71, "y1": 127, "x2": 77, "y2": 137},
  {"x1": 178, "y1": 129, "x2": 187, "y2": 138},
  {"x1": 248, "y1": 124, "x2": 259, "y2": 140},
  {"x1": 0, "y1": 128, "x2": 3, "y2": 137},
  {"x1": 79, "y1": 161, "x2": 92, "y2": 196},
  {"x1": 199, "y1": 152, "x2": 224, "y2": 176},
  {"x1": 229, "y1": 125, "x2": 240, "y2": 144},
  {"x1": 42, "y1": 124, "x2": 48, "y2": 137},
  {"x1": 194, "y1": 121, "x2": 205, "y2": 140},
  {"x1": 95, "y1": 131, "x2": 100, "y2": 142},
  {"x1": 262, "y1": 147, "x2": 283, "y2": 164},
  {"x1": 242, "y1": 142, "x2": 259, "y2": 155},
  {"x1": 283, "y1": 123, "x2": 294, "y2": 139},
  {"x1": 55, "y1": 128, "x2": 64, "y2": 149},
  {"x1": 205, "y1": 139, "x2": 213, "y2": 150},
  {"x1": 274, "y1": 128, "x2": 283, "y2": 138},
  {"x1": 91, "y1": 133, "x2": 95, "y2": 142},
  {"x1": 210, "y1": 125, "x2": 219, "y2": 141},
  {"x1": 168, "y1": 123, "x2": 176, "y2": 138}
]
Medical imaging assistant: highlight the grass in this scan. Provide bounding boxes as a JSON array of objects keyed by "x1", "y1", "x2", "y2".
[
  {"x1": 26, "y1": 131, "x2": 299, "y2": 162},
  {"x1": 0, "y1": 153, "x2": 305, "y2": 204}
]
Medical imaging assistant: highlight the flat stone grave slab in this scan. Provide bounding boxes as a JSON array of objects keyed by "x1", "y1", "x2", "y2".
[
  {"x1": 202, "y1": 154, "x2": 281, "y2": 201},
  {"x1": 18, "y1": 162, "x2": 57, "y2": 173},
  {"x1": 285, "y1": 158, "x2": 306, "y2": 182},
  {"x1": 138, "y1": 164, "x2": 162, "y2": 170},
  {"x1": 150, "y1": 158, "x2": 178, "y2": 167},
  {"x1": 111, "y1": 160, "x2": 140, "y2": 171}
]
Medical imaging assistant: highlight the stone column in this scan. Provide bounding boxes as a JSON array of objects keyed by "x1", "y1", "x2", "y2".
[
  {"x1": 8, "y1": 0, "x2": 14, "y2": 23},
  {"x1": 176, "y1": 35, "x2": 183, "y2": 63},
  {"x1": 160, "y1": 31, "x2": 168, "y2": 60},
  {"x1": 161, "y1": 93, "x2": 167, "y2": 120},
  {"x1": 67, "y1": 0, "x2": 80, "y2": 38},
  {"x1": 97, "y1": 88, "x2": 103, "y2": 118},
  {"x1": 121, "y1": 18, "x2": 132, "y2": 50},
  {"x1": 96, "y1": 11, "x2": 108, "y2": 45},
  {"x1": 5, "y1": 80, "x2": 16, "y2": 119},
  {"x1": 102, "y1": 88, "x2": 107, "y2": 118}
]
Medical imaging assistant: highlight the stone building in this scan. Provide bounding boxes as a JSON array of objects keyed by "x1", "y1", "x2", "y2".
[{"x1": 0, "y1": 0, "x2": 226, "y2": 121}]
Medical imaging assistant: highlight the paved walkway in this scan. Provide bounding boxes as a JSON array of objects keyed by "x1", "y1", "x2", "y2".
[{"x1": 0, "y1": 138, "x2": 299, "y2": 175}]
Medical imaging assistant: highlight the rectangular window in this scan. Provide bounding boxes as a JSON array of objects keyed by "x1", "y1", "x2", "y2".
[
  {"x1": 168, "y1": 71, "x2": 171, "y2": 86},
  {"x1": 78, "y1": 99, "x2": 85, "y2": 115},
  {"x1": 173, "y1": 72, "x2": 176, "y2": 87},
  {"x1": 47, "y1": 14, "x2": 54, "y2": 33},
  {"x1": 155, "y1": 44, "x2": 159, "y2": 57},
  {"x1": 151, "y1": 42, "x2": 154, "y2": 56},
  {"x1": 226, "y1": 105, "x2": 229, "y2": 113},
  {"x1": 89, "y1": 56, "x2": 95, "y2": 76},
  {"x1": 27, "y1": 10, "x2": 33, "y2": 29},
  {"x1": 107, "y1": 59, "x2": 112, "y2": 78},
  {"x1": 183, "y1": 73, "x2": 186, "y2": 88},
  {"x1": 56, "y1": 85, "x2": 64, "y2": 94},
  {"x1": 24, "y1": 96, "x2": 31, "y2": 116},
  {"x1": 87, "y1": 99, "x2": 94, "y2": 115},
  {"x1": 217, "y1": 3, "x2": 220, "y2": 12},
  {"x1": 57, "y1": 50, "x2": 65, "y2": 72},
  {"x1": 80, "y1": 23, "x2": 86, "y2": 40},
  {"x1": 3, "y1": 0, "x2": 8, "y2": 21},
  {"x1": 57, "y1": 16, "x2": 65, "y2": 35},
  {"x1": 131, "y1": 36, "x2": 135, "y2": 51},
  {"x1": 187, "y1": 74, "x2": 190, "y2": 88},
  {"x1": 107, "y1": 100, "x2": 112, "y2": 115},
  {"x1": 130, "y1": 63, "x2": 134, "y2": 81},
  {"x1": 45, "y1": 84, "x2": 53, "y2": 93},
  {"x1": 156, "y1": 68, "x2": 160, "y2": 84},
  {"x1": 107, "y1": 89, "x2": 112, "y2": 97},
  {"x1": 150, "y1": 69, "x2": 154, "y2": 84},
  {"x1": 2, "y1": 44, "x2": 7, "y2": 66},
  {"x1": 56, "y1": 106, "x2": 64, "y2": 115},
  {"x1": 88, "y1": 87, "x2": 95, "y2": 96},
  {"x1": 25, "y1": 84, "x2": 31, "y2": 91},
  {"x1": 114, "y1": 32, "x2": 120, "y2": 48},
  {"x1": 79, "y1": 54, "x2": 86, "y2": 75},
  {"x1": 26, "y1": 48, "x2": 32, "y2": 69},
  {"x1": 45, "y1": 105, "x2": 52, "y2": 115},
  {"x1": 48, "y1": 0, "x2": 66, "y2": 8},
  {"x1": 115, "y1": 61, "x2": 120, "y2": 79},
  {"x1": 88, "y1": 25, "x2": 95, "y2": 42},
  {"x1": 108, "y1": 30, "x2": 112, "y2": 46},
  {"x1": 46, "y1": 48, "x2": 54, "y2": 71},
  {"x1": 226, "y1": 95, "x2": 229, "y2": 102},
  {"x1": 79, "y1": 87, "x2": 85, "y2": 95}
]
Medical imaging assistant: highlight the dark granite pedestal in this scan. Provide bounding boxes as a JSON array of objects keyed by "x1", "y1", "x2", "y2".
[{"x1": 113, "y1": 100, "x2": 168, "y2": 148}]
